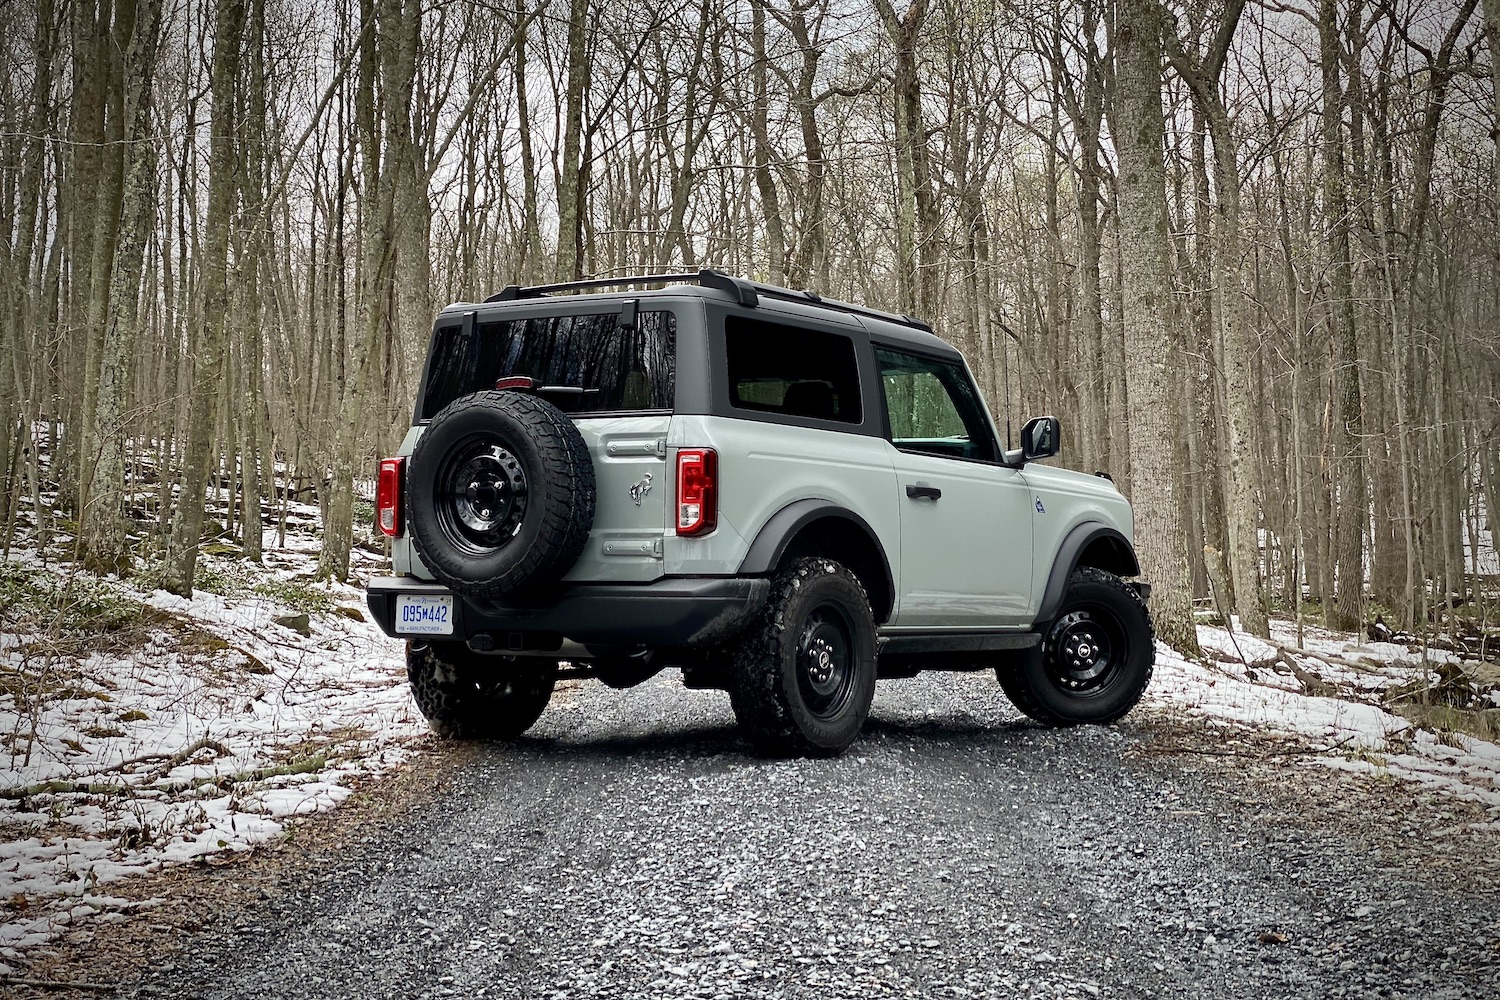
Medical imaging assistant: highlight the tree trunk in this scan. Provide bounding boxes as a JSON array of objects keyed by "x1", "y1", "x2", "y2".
[
  {"x1": 1485, "y1": 0, "x2": 1500, "y2": 204},
  {"x1": 749, "y1": 0, "x2": 787, "y2": 283},
  {"x1": 1164, "y1": 0, "x2": 1267, "y2": 636},
  {"x1": 239, "y1": 0, "x2": 267, "y2": 562},
  {"x1": 1113, "y1": 0, "x2": 1199, "y2": 655},
  {"x1": 554, "y1": 0, "x2": 590, "y2": 280},
  {"x1": 875, "y1": 0, "x2": 939, "y2": 318},
  {"x1": 161, "y1": 0, "x2": 245, "y2": 596},
  {"x1": 513, "y1": 3, "x2": 542, "y2": 284},
  {"x1": 1318, "y1": 0, "x2": 1365, "y2": 631},
  {"x1": 83, "y1": 0, "x2": 162, "y2": 576}
]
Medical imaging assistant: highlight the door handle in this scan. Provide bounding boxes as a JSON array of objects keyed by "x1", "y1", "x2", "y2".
[{"x1": 905, "y1": 483, "x2": 941, "y2": 501}]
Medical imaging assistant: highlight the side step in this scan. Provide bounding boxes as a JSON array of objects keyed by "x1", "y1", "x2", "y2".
[{"x1": 877, "y1": 630, "x2": 1040, "y2": 656}]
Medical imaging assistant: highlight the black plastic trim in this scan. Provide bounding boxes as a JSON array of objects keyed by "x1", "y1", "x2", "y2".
[
  {"x1": 367, "y1": 576, "x2": 770, "y2": 647},
  {"x1": 1034, "y1": 523, "x2": 1142, "y2": 625},
  {"x1": 476, "y1": 269, "x2": 931, "y2": 332},
  {"x1": 738, "y1": 500, "x2": 895, "y2": 618},
  {"x1": 877, "y1": 629, "x2": 1040, "y2": 655}
]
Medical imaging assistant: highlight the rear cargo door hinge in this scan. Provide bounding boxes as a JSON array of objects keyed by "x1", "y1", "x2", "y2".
[{"x1": 605, "y1": 438, "x2": 667, "y2": 458}]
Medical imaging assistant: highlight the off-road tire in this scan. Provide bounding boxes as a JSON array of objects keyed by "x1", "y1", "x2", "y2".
[
  {"x1": 407, "y1": 641, "x2": 557, "y2": 739},
  {"x1": 728, "y1": 558, "x2": 878, "y2": 757},
  {"x1": 998, "y1": 566, "x2": 1154, "y2": 726},
  {"x1": 407, "y1": 390, "x2": 595, "y2": 599}
]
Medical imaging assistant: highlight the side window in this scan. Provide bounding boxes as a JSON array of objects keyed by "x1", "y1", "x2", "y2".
[
  {"x1": 876, "y1": 348, "x2": 997, "y2": 462},
  {"x1": 725, "y1": 316, "x2": 863, "y2": 424}
]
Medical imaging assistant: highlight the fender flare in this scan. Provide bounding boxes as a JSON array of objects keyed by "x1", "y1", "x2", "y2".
[
  {"x1": 738, "y1": 499, "x2": 895, "y2": 617},
  {"x1": 1034, "y1": 522, "x2": 1140, "y2": 625}
]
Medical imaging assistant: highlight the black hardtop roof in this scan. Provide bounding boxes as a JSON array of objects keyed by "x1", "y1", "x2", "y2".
[{"x1": 436, "y1": 269, "x2": 961, "y2": 358}]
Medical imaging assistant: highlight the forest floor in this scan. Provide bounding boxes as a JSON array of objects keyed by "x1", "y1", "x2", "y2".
[{"x1": 1, "y1": 496, "x2": 1498, "y2": 982}]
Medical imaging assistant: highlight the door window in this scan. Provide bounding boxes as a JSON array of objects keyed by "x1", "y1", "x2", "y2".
[{"x1": 876, "y1": 348, "x2": 996, "y2": 462}]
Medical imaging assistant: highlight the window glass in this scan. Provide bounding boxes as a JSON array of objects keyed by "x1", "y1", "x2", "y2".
[
  {"x1": 420, "y1": 310, "x2": 675, "y2": 418},
  {"x1": 876, "y1": 348, "x2": 996, "y2": 461},
  {"x1": 725, "y1": 316, "x2": 862, "y2": 424}
]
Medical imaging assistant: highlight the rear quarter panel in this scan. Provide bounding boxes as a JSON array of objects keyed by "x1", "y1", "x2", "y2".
[{"x1": 663, "y1": 415, "x2": 899, "y2": 580}]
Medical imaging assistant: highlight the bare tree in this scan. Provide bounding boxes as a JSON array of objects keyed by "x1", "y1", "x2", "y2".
[
  {"x1": 162, "y1": 0, "x2": 246, "y2": 596},
  {"x1": 1113, "y1": 0, "x2": 1200, "y2": 654}
]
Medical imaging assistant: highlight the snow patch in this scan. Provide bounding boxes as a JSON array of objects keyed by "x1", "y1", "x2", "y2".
[{"x1": 0, "y1": 520, "x2": 421, "y2": 973}]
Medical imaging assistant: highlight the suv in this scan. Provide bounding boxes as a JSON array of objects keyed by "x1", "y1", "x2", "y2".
[{"x1": 366, "y1": 270, "x2": 1154, "y2": 757}]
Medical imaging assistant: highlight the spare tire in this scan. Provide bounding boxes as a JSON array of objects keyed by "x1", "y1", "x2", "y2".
[{"x1": 407, "y1": 390, "x2": 595, "y2": 598}]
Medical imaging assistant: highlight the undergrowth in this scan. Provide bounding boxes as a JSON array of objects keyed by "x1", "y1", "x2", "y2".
[{"x1": 251, "y1": 576, "x2": 339, "y2": 614}]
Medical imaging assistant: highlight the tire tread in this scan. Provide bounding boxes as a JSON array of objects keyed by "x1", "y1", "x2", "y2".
[
  {"x1": 728, "y1": 557, "x2": 876, "y2": 757},
  {"x1": 1000, "y1": 566, "x2": 1155, "y2": 726},
  {"x1": 409, "y1": 391, "x2": 596, "y2": 598}
]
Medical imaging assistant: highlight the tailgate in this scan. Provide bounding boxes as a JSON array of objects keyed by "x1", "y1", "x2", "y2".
[{"x1": 564, "y1": 415, "x2": 671, "y2": 583}]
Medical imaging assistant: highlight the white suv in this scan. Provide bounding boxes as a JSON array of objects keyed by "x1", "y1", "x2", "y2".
[{"x1": 366, "y1": 270, "x2": 1154, "y2": 757}]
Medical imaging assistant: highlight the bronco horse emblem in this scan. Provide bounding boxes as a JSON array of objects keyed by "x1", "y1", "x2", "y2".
[{"x1": 629, "y1": 472, "x2": 653, "y2": 506}]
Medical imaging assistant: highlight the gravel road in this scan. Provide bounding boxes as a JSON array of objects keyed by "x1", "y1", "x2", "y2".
[{"x1": 137, "y1": 672, "x2": 1499, "y2": 1000}]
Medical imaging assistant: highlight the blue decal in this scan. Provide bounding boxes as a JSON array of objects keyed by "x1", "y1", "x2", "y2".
[{"x1": 1034, "y1": 498, "x2": 1046, "y2": 514}]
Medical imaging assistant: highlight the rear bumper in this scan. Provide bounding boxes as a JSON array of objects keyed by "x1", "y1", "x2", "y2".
[{"x1": 365, "y1": 575, "x2": 770, "y2": 649}]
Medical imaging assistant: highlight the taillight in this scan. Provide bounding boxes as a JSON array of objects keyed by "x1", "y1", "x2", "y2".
[
  {"x1": 377, "y1": 457, "x2": 404, "y2": 536},
  {"x1": 675, "y1": 448, "x2": 717, "y2": 536}
]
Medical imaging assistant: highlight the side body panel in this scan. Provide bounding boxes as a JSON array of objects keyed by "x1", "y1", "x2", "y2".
[
  {"x1": 662, "y1": 414, "x2": 900, "y2": 581},
  {"x1": 886, "y1": 447, "x2": 1034, "y2": 626},
  {"x1": 1020, "y1": 463, "x2": 1137, "y2": 613}
]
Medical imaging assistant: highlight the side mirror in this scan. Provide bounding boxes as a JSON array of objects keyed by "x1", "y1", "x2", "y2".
[{"x1": 1021, "y1": 415, "x2": 1060, "y2": 462}]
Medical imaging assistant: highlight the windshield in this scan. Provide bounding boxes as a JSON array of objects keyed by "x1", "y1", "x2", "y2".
[{"x1": 419, "y1": 310, "x2": 676, "y2": 418}]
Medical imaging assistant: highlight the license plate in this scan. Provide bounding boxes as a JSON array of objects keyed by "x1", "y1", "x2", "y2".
[{"x1": 395, "y1": 594, "x2": 454, "y2": 635}]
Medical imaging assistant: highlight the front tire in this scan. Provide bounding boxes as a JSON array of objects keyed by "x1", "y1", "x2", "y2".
[
  {"x1": 729, "y1": 558, "x2": 878, "y2": 757},
  {"x1": 998, "y1": 566, "x2": 1155, "y2": 726},
  {"x1": 407, "y1": 641, "x2": 557, "y2": 739}
]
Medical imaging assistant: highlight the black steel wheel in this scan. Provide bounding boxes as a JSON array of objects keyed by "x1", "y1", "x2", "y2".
[
  {"x1": 795, "y1": 603, "x2": 858, "y2": 720},
  {"x1": 729, "y1": 557, "x2": 877, "y2": 757},
  {"x1": 998, "y1": 566, "x2": 1154, "y2": 726},
  {"x1": 433, "y1": 437, "x2": 529, "y2": 554},
  {"x1": 1044, "y1": 606, "x2": 1127, "y2": 695},
  {"x1": 407, "y1": 390, "x2": 594, "y2": 598}
]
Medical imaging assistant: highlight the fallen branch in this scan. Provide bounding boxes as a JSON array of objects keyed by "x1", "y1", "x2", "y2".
[
  {"x1": 0, "y1": 976, "x2": 116, "y2": 993},
  {"x1": 141, "y1": 736, "x2": 232, "y2": 783},
  {"x1": 0, "y1": 780, "x2": 129, "y2": 799},
  {"x1": 1261, "y1": 638, "x2": 1392, "y2": 677},
  {"x1": 0, "y1": 754, "x2": 327, "y2": 800}
]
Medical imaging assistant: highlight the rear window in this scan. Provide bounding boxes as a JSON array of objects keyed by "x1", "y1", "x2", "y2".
[
  {"x1": 725, "y1": 316, "x2": 862, "y2": 424},
  {"x1": 419, "y1": 310, "x2": 675, "y2": 418}
]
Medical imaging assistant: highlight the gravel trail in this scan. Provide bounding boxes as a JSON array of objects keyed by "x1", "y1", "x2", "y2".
[{"x1": 138, "y1": 672, "x2": 1499, "y2": 1000}]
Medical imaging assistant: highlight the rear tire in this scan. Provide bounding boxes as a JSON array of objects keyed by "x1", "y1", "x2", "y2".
[
  {"x1": 729, "y1": 558, "x2": 877, "y2": 757},
  {"x1": 998, "y1": 566, "x2": 1154, "y2": 726},
  {"x1": 407, "y1": 641, "x2": 556, "y2": 739}
]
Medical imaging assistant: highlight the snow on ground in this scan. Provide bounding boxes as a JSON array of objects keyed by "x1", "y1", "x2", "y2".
[
  {"x1": 1149, "y1": 616, "x2": 1500, "y2": 829},
  {"x1": 0, "y1": 512, "x2": 424, "y2": 973},
  {"x1": 2, "y1": 484, "x2": 1498, "y2": 972}
]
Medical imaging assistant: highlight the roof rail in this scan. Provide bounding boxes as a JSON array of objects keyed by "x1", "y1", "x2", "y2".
[
  {"x1": 482, "y1": 268, "x2": 932, "y2": 333},
  {"x1": 484, "y1": 272, "x2": 700, "y2": 303}
]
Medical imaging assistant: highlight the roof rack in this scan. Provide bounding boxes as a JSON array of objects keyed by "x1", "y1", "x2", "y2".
[{"x1": 483, "y1": 268, "x2": 932, "y2": 333}]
